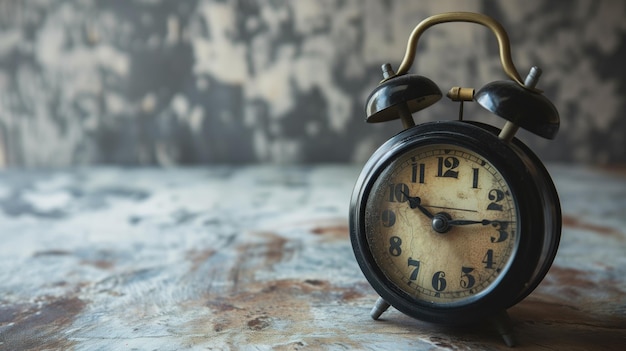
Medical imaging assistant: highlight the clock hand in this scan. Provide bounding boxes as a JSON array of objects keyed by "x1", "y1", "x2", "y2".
[
  {"x1": 431, "y1": 213, "x2": 511, "y2": 233},
  {"x1": 448, "y1": 219, "x2": 508, "y2": 226},
  {"x1": 400, "y1": 190, "x2": 434, "y2": 219},
  {"x1": 426, "y1": 205, "x2": 478, "y2": 213},
  {"x1": 397, "y1": 190, "x2": 508, "y2": 231}
]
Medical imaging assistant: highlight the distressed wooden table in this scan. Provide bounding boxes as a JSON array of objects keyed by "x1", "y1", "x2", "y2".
[{"x1": 0, "y1": 165, "x2": 624, "y2": 350}]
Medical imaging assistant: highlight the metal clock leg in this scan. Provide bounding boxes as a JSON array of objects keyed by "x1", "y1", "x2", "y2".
[
  {"x1": 491, "y1": 310, "x2": 516, "y2": 347},
  {"x1": 370, "y1": 297, "x2": 391, "y2": 320}
]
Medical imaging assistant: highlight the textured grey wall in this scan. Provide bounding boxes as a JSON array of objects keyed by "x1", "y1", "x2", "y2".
[{"x1": 0, "y1": 0, "x2": 624, "y2": 167}]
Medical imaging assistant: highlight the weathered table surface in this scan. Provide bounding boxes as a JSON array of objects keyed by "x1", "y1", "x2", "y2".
[{"x1": 0, "y1": 165, "x2": 624, "y2": 350}]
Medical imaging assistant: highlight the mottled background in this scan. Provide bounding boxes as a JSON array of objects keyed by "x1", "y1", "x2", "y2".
[{"x1": 0, "y1": 0, "x2": 624, "y2": 167}]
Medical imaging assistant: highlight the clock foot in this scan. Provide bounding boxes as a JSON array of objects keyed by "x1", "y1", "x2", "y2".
[
  {"x1": 370, "y1": 297, "x2": 390, "y2": 320},
  {"x1": 491, "y1": 310, "x2": 516, "y2": 347}
]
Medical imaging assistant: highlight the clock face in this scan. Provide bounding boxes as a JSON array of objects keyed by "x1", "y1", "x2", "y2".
[{"x1": 364, "y1": 143, "x2": 519, "y2": 305}]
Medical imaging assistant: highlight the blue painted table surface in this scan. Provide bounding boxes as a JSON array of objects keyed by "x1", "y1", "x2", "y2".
[{"x1": 0, "y1": 165, "x2": 624, "y2": 350}]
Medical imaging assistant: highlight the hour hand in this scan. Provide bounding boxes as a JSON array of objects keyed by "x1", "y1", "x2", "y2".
[{"x1": 400, "y1": 190, "x2": 434, "y2": 219}]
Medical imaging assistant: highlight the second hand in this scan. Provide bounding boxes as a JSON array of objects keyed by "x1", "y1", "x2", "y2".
[{"x1": 424, "y1": 204, "x2": 478, "y2": 213}]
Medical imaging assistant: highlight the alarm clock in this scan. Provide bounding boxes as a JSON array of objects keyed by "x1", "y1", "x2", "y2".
[{"x1": 349, "y1": 12, "x2": 561, "y2": 347}]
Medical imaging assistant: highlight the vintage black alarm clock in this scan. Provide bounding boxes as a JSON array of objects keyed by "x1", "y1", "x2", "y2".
[{"x1": 349, "y1": 12, "x2": 561, "y2": 347}]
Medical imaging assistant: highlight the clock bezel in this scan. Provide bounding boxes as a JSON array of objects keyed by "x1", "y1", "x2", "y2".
[{"x1": 350, "y1": 121, "x2": 559, "y2": 324}]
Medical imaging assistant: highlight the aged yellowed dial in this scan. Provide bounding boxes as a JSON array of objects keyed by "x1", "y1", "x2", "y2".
[{"x1": 364, "y1": 144, "x2": 518, "y2": 304}]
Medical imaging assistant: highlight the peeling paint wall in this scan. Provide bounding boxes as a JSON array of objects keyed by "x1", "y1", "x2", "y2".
[{"x1": 0, "y1": 0, "x2": 624, "y2": 167}]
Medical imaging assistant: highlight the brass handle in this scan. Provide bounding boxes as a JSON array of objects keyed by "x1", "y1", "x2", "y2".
[{"x1": 393, "y1": 12, "x2": 524, "y2": 86}]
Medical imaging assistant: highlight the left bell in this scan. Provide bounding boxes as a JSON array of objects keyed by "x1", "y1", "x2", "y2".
[{"x1": 365, "y1": 73, "x2": 442, "y2": 125}]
